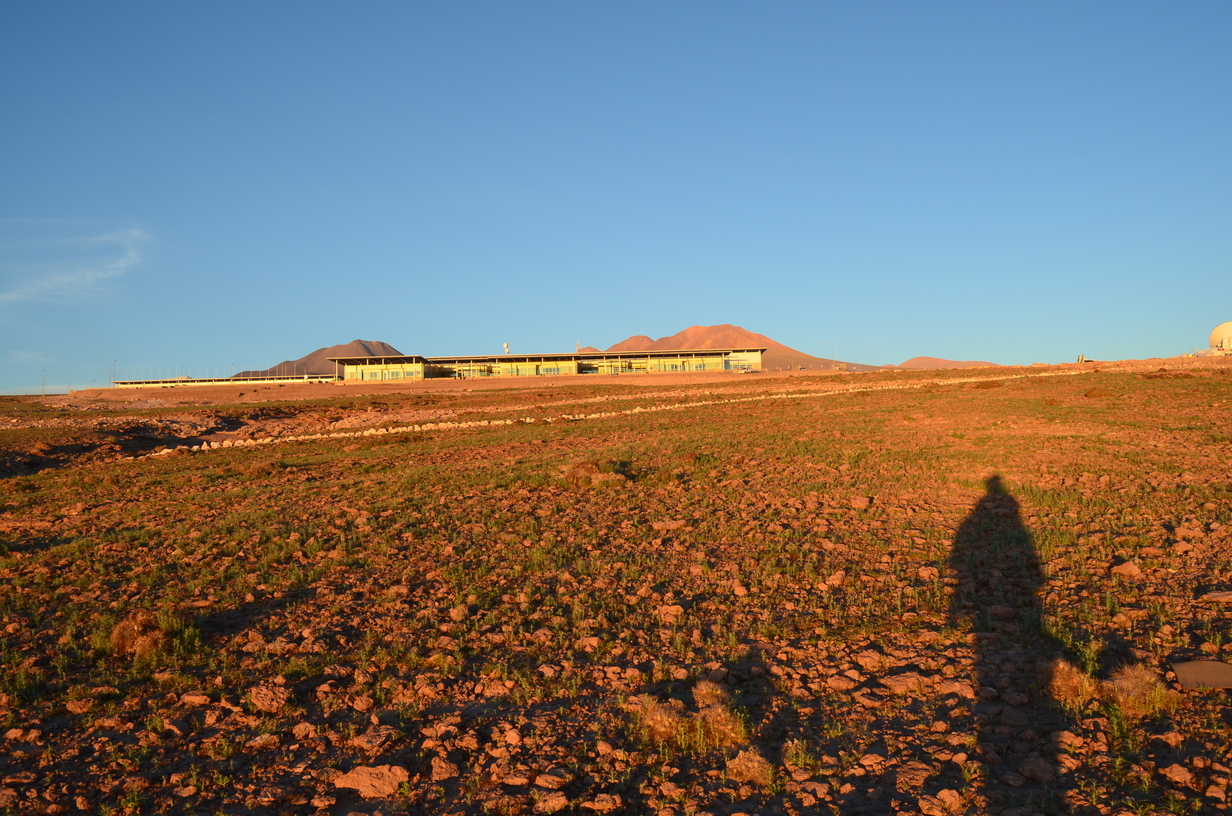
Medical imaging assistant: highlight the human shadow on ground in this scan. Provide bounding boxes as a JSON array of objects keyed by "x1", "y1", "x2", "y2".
[{"x1": 947, "y1": 475, "x2": 1072, "y2": 815}]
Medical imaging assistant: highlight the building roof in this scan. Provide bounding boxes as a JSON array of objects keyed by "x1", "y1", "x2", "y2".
[
  {"x1": 325, "y1": 355, "x2": 429, "y2": 366},
  {"x1": 327, "y1": 348, "x2": 767, "y2": 365}
]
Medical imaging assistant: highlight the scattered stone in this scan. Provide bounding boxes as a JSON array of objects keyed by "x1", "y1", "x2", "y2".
[
  {"x1": 1159, "y1": 763, "x2": 1194, "y2": 786},
  {"x1": 999, "y1": 707, "x2": 1030, "y2": 727},
  {"x1": 581, "y1": 793, "x2": 622, "y2": 812},
  {"x1": 881, "y1": 672, "x2": 925, "y2": 695},
  {"x1": 1200, "y1": 591, "x2": 1232, "y2": 602},
  {"x1": 333, "y1": 765, "x2": 410, "y2": 798},
  {"x1": 918, "y1": 788, "x2": 962, "y2": 815},
  {"x1": 895, "y1": 761, "x2": 933, "y2": 790},
  {"x1": 431, "y1": 756, "x2": 460, "y2": 782},
  {"x1": 1051, "y1": 731, "x2": 1083, "y2": 751},
  {"x1": 1110, "y1": 561, "x2": 1142, "y2": 579},
  {"x1": 656, "y1": 604, "x2": 685, "y2": 624},
  {"x1": 534, "y1": 791, "x2": 569, "y2": 813},
  {"x1": 533, "y1": 768, "x2": 572, "y2": 790},
  {"x1": 827, "y1": 675, "x2": 858, "y2": 692},
  {"x1": 651, "y1": 519, "x2": 687, "y2": 531},
  {"x1": 1018, "y1": 756, "x2": 1056, "y2": 784},
  {"x1": 245, "y1": 733, "x2": 280, "y2": 750},
  {"x1": 248, "y1": 685, "x2": 290, "y2": 713},
  {"x1": 351, "y1": 726, "x2": 400, "y2": 754},
  {"x1": 855, "y1": 650, "x2": 883, "y2": 671},
  {"x1": 1147, "y1": 735, "x2": 1182, "y2": 757},
  {"x1": 989, "y1": 604, "x2": 1017, "y2": 620},
  {"x1": 935, "y1": 680, "x2": 977, "y2": 699}
]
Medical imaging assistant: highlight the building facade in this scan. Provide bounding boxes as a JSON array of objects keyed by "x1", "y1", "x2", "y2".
[{"x1": 329, "y1": 348, "x2": 765, "y2": 382}]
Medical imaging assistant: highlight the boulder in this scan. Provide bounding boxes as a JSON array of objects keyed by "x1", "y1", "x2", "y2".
[{"x1": 333, "y1": 765, "x2": 410, "y2": 798}]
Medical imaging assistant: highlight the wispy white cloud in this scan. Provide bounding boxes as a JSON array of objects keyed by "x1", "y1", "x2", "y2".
[
  {"x1": 0, "y1": 227, "x2": 147, "y2": 307},
  {"x1": 4, "y1": 350, "x2": 57, "y2": 365}
]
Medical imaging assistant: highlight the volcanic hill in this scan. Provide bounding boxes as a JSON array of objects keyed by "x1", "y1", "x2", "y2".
[
  {"x1": 235, "y1": 339, "x2": 401, "y2": 378},
  {"x1": 604, "y1": 324, "x2": 879, "y2": 371}
]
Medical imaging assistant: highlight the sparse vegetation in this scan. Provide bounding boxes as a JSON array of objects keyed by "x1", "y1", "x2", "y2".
[{"x1": 0, "y1": 361, "x2": 1229, "y2": 813}]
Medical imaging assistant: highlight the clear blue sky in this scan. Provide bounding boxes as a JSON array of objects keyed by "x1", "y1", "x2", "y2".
[{"x1": 2, "y1": 3, "x2": 1229, "y2": 391}]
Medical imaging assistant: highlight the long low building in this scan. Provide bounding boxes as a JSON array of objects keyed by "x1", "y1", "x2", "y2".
[
  {"x1": 110, "y1": 347, "x2": 765, "y2": 388},
  {"x1": 328, "y1": 348, "x2": 765, "y2": 381},
  {"x1": 111, "y1": 373, "x2": 338, "y2": 389}
]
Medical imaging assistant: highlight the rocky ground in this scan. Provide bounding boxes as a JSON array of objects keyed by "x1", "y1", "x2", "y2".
[{"x1": 0, "y1": 361, "x2": 1230, "y2": 815}]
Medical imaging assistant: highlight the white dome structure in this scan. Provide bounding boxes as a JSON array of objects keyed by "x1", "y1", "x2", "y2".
[{"x1": 1211, "y1": 322, "x2": 1232, "y2": 351}]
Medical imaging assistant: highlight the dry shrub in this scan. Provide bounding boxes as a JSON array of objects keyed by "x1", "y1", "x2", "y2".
[
  {"x1": 632, "y1": 681, "x2": 748, "y2": 752},
  {"x1": 693, "y1": 679, "x2": 730, "y2": 707},
  {"x1": 1084, "y1": 387, "x2": 1113, "y2": 398},
  {"x1": 564, "y1": 461, "x2": 601, "y2": 484},
  {"x1": 1047, "y1": 658, "x2": 1098, "y2": 711},
  {"x1": 563, "y1": 460, "x2": 626, "y2": 487},
  {"x1": 725, "y1": 748, "x2": 773, "y2": 787},
  {"x1": 109, "y1": 609, "x2": 167, "y2": 659},
  {"x1": 1100, "y1": 664, "x2": 1179, "y2": 719},
  {"x1": 697, "y1": 704, "x2": 747, "y2": 748},
  {"x1": 634, "y1": 694, "x2": 685, "y2": 742}
]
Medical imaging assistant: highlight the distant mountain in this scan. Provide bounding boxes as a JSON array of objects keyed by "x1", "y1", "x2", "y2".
[
  {"x1": 883, "y1": 356, "x2": 999, "y2": 370},
  {"x1": 604, "y1": 324, "x2": 879, "y2": 372},
  {"x1": 235, "y1": 339, "x2": 402, "y2": 378}
]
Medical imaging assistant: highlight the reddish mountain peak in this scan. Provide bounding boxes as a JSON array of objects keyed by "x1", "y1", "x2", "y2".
[
  {"x1": 606, "y1": 335, "x2": 657, "y2": 352},
  {"x1": 600, "y1": 325, "x2": 880, "y2": 372},
  {"x1": 235, "y1": 339, "x2": 403, "y2": 378},
  {"x1": 605, "y1": 324, "x2": 776, "y2": 352}
]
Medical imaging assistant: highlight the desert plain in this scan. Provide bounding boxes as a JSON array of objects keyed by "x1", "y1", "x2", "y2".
[{"x1": 1, "y1": 359, "x2": 1231, "y2": 816}]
